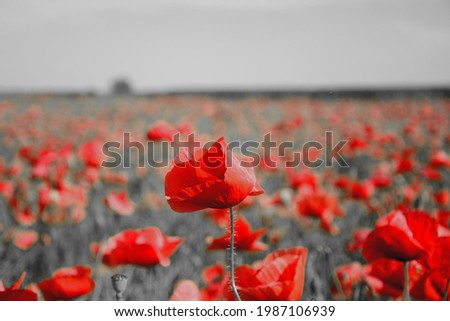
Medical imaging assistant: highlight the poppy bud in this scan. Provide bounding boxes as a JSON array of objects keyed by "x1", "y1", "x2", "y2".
[{"x1": 111, "y1": 274, "x2": 128, "y2": 300}]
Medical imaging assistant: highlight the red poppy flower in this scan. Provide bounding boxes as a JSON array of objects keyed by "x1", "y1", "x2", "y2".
[
  {"x1": 411, "y1": 270, "x2": 450, "y2": 301},
  {"x1": 12, "y1": 207, "x2": 36, "y2": 226},
  {"x1": 294, "y1": 187, "x2": 343, "y2": 234},
  {"x1": 286, "y1": 168, "x2": 317, "y2": 190},
  {"x1": 437, "y1": 210, "x2": 450, "y2": 229},
  {"x1": 104, "y1": 191, "x2": 135, "y2": 216},
  {"x1": 6, "y1": 229, "x2": 39, "y2": 251},
  {"x1": 203, "y1": 208, "x2": 229, "y2": 227},
  {"x1": 421, "y1": 236, "x2": 450, "y2": 279},
  {"x1": 37, "y1": 266, "x2": 95, "y2": 300},
  {"x1": 331, "y1": 262, "x2": 363, "y2": 299},
  {"x1": 350, "y1": 181, "x2": 374, "y2": 200},
  {"x1": 98, "y1": 227, "x2": 183, "y2": 267},
  {"x1": 225, "y1": 247, "x2": 308, "y2": 301},
  {"x1": 346, "y1": 228, "x2": 371, "y2": 253},
  {"x1": 429, "y1": 150, "x2": 450, "y2": 168},
  {"x1": 165, "y1": 137, "x2": 264, "y2": 212},
  {"x1": 434, "y1": 190, "x2": 449, "y2": 206},
  {"x1": 334, "y1": 176, "x2": 351, "y2": 191},
  {"x1": 348, "y1": 137, "x2": 367, "y2": 151},
  {"x1": 79, "y1": 140, "x2": 104, "y2": 168},
  {"x1": 207, "y1": 216, "x2": 267, "y2": 252},
  {"x1": 146, "y1": 121, "x2": 178, "y2": 141},
  {"x1": 362, "y1": 210, "x2": 438, "y2": 262},
  {"x1": 422, "y1": 166, "x2": 442, "y2": 181},
  {"x1": 396, "y1": 157, "x2": 414, "y2": 174},
  {"x1": 170, "y1": 280, "x2": 202, "y2": 301},
  {"x1": 170, "y1": 264, "x2": 228, "y2": 301},
  {"x1": 0, "y1": 272, "x2": 38, "y2": 301},
  {"x1": 200, "y1": 264, "x2": 227, "y2": 301},
  {"x1": 363, "y1": 259, "x2": 423, "y2": 299},
  {"x1": 0, "y1": 180, "x2": 14, "y2": 200},
  {"x1": 370, "y1": 169, "x2": 391, "y2": 188}
]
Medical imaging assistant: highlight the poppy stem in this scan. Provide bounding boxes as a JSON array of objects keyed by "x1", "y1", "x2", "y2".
[
  {"x1": 444, "y1": 279, "x2": 449, "y2": 301},
  {"x1": 229, "y1": 207, "x2": 241, "y2": 301},
  {"x1": 403, "y1": 261, "x2": 411, "y2": 301}
]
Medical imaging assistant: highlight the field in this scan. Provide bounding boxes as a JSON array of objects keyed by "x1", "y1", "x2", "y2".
[{"x1": 0, "y1": 94, "x2": 449, "y2": 301}]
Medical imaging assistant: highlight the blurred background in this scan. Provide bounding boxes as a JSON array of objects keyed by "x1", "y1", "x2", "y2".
[
  {"x1": 1, "y1": 0, "x2": 449, "y2": 94},
  {"x1": 1, "y1": 0, "x2": 450, "y2": 302}
]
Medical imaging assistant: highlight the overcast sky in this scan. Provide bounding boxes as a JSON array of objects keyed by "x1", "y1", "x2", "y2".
[{"x1": 1, "y1": 0, "x2": 450, "y2": 92}]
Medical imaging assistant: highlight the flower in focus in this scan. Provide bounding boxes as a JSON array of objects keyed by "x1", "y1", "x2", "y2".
[{"x1": 165, "y1": 137, "x2": 264, "y2": 212}]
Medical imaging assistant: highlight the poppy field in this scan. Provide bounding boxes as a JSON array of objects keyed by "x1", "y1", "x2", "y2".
[{"x1": 0, "y1": 94, "x2": 450, "y2": 301}]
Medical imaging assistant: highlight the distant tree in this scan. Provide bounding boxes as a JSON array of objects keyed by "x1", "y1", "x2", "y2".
[{"x1": 111, "y1": 78, "x2": 133, "y2": 95}]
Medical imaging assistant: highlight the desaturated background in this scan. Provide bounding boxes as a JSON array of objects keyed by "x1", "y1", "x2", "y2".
[
  {"x1": 1, "y1": 0, "x2": 450, "y2": 302},
  {"x1": 0, "y1": 0, "x2": 450, "y2": 93}
]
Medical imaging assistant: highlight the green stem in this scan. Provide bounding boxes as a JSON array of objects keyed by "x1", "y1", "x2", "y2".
[
  {"x1": 403, "y1": 261, "x2": 411, "y2": 301},
  {"x1": 229, "y1": 207, "x2": 241, "y2": 301}
]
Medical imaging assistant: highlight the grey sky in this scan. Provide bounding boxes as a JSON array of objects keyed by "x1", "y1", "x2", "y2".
[{"x1": 1, "y1": 0, "x2": 450, "y2": 92}]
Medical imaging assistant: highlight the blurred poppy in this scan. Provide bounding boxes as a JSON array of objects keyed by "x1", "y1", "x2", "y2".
[
  {"x1": 363, "y1": 259, "x2": 423, "y2": 299},
  {"x1": 411, "y1": 270, "x2": 450, "y2": 301},
  {"x1": 0, "y1": 180, "x2": 14, "y2": 200},
  {"x1": 362, "y1": 210, "x2": 438, "y2": 262},
  {"x1": 437, "y1": 210, "x2": 450, "y2": 228},
  {"x1": 422, "y1": 166, "x2": 441, "y2": 181},
  {"x1": 79, "y1": 140, "x2": 104, "y2": 168},
  {"x1": 286, "y1": 168, "x2": 317, "y2": 190},
  {"x1": 146, "y1": 121, "x2": 178, "y2": 141},
  {"x1": 346, "y1": 228, "x2": 371, "y2": 253},
  {"x1": 295, "y1": 187, "x2": 343, "y2": 234},
  {"x1": 6, "y1": 229, "x2": 39, "y2": 251},
  {"x1": 421, "y1": 236, "x2": 450, "y2": 279},
  {"x1": 37, "y1": 266, "x2": 95, "y2": 301},
  {"x1": 225, "y1": 247, "x2": 308, "y2": 301},
  {"x1": 203, "y1": 208, "x2": 229, "y2": 227},
  {"x1": 331, "y1": 262, "x2": 363, "y2": 299},
  {"x1": 200, "y1": 264, "x2": 227, "y2": 300},
  {"x1": 170, "y1": 280, "x2": 202, "y2": 301},
  {"x1": 165, "y1": 137, "x2": 263, "y2": 212},
  {"x1": 170, "y1": 264, "x2": 228, "y2": 301},
  {"x1": 98, "y1": 227, "x2": 183, "y2": 267},
  {"x1": 0, "y1": 272, "x2": 38, "y2": 301},
  {"x1": 429, "y1": 150, "x2": 450, "y2": 168},
  {"x1": 434, "y1": 190, "x2": 449, "y2": 206},
  {"x1": 351, "y1": 181, "x2": 374, "y2": 200},
  {"x1": 104, "y1": 191, "x2": 135, "y2": 216},
  {"x1": 396, "y1": 157, "x2": 414, "y2": 174},
  {"x1": 207, "y1": 216, "x2": 267, "y2": 252}
]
